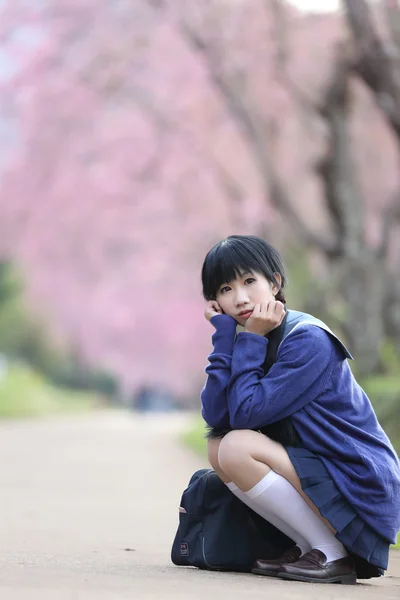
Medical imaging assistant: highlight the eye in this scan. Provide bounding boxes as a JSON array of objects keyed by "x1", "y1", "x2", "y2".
[
  {"x1": 219, "y1": 285, "x2": 231, "y2": 294},
  {"x1": 244, "y1": 277, "x2": 256, "y2": 285}
]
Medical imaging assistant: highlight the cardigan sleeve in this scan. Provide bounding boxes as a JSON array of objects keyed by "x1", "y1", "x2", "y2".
[
  {"x1": 200, "y1": 314, "x2": 237, "y2": 429},
  {"x1": 227, "y1": 326, "x2": 334, "y2": 430}
]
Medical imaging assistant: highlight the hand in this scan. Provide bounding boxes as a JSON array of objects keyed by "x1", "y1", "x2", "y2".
[
  {"x1": 204, "y1": 300, "x2": 223, "y2": 322},
  {"x1": 244, "y1": 300, "x2": 285, "y2": 336}
]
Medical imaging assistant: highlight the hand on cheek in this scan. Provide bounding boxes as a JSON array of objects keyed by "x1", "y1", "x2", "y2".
[
  {"x1": 204, "y1": 300, "x2": 223, "y2": 322},
  {"x1": 244, "y1": 300, "x2": 285, "y2": 336}
]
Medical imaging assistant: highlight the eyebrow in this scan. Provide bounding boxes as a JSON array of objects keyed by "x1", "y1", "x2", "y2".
[{"x1": 220, "y1": 271, "x2": 253, "y2": 286}]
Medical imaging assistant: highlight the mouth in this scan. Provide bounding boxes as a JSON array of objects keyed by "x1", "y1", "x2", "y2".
[{"x1": 238, "y1": 310, "x2": 253, "y2": 318}]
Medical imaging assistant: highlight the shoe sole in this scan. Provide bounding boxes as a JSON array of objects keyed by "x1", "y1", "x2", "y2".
[
  {"x1": 278, "y1": 572, "x2": 357, "y2": 585},
  {"x1": 251, "y1": 568, "x2": 279, "y2": 577}
]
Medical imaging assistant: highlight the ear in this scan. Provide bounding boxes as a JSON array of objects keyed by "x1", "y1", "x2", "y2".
[{"x1": 272, "y1": 272, "x2": 282, "y2": 295}]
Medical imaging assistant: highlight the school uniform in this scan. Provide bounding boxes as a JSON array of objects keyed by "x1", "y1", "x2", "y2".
[{"x1": 201, "y1": 310, "x2": 400, "y2": 578}]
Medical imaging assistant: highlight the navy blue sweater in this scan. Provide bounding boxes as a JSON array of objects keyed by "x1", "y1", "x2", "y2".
[{"x1": 201, "y1": 314, "x2": 400, "y2": 544}]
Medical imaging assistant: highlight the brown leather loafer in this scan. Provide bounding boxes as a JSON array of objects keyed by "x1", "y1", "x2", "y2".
[
  {"x1": 278, "y1": 549, "x2": 357, "y2": 584},
  {"x1": 251, "y1": 545, "x2": 302, "y2": 577}
]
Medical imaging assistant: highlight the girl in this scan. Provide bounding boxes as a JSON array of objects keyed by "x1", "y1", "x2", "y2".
[{"x1": 200, "y1": 234, "x2": 400, "y2": 584}]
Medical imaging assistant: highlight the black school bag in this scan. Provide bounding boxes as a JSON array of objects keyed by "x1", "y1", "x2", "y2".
[
  {"x1": 171, "y1": 468, "x2": 292, "y2": 572},
  {"x1": 171, "y1": 314, "x2": 295, "y2": 572}
]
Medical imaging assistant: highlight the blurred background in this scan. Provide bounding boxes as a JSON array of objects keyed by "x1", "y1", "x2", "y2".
[{"x1": 0, "y1": 0, "x2": 399, "y2": 451}]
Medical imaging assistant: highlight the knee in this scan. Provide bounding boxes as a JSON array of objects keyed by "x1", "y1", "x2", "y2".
[
  {"x1": 218, "y1": 429, "x2": 280, "y2": 475},
  {"x1": 217, "y1": 430, "x2": 255, "y2": 474}
]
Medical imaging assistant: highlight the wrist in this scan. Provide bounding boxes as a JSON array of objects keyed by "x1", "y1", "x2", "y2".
[
  {"x1": 232, "y1": 332, "x2": 269, "y2": 366},
  {"x1": 210, "y1": 314, "x2": 237, "y2": 328},
  {"x1": 210, "y1": 315, "x2": 237, "y2": 355},
  {"x1": 244, "y1": 328, "x2": 267, "y2": 337}
]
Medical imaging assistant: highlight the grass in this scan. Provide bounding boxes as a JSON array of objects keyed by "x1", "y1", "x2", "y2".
[
  {"x1": 181, "y1": 414, "x2": 207, "y2": 456},
  {"x1": 182, "y1": 416, "x2": 400, "y2": 550},
  {"x1": 0, "y1": 363, "x2": 99, "y2": 418}
]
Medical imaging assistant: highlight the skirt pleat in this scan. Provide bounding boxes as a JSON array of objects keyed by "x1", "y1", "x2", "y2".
[{"x1": 286, "y1": 446, "x2": 390, "y2": 578}]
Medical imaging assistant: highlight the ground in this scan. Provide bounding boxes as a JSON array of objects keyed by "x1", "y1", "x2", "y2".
[{"x1": 0, "y1": 411, "x2": 398, "y2": 599}]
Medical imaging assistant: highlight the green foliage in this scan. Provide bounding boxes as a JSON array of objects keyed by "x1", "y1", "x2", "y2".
[
  {"x1": 361, "y1": 375, "x2": 400, "y2": 453},
  {"x1": 44, "y1": 352, "x2": 118, "y2": 396},
  {"x1": 0, "y1": 260, "x2": 118, "y2": 399},
  {"x1": 362, "y1": 376, "x2": 400, "y2": 420},
  {"x1": 0, "y1": 299, "x2": 53, "y2": 368},
  {"x1": 380, "y1": 340, "x2": 400, "y2": 376},
  {"x1": 361, "y1": 339, "x2": 400, "y2": 454},
  {"x1": 181, "y1": 415, "x2": 207, "y2": 456},
  {"x1": 0, "y1": 262, "x2": 20, "y2": 305},
  {"x1": 283, "y1": 248, "x2": 346, "y2": 335},
  {"x1": 0, "y1": 363, "x2": 98, "y2": 418},
  {"x1": 0, "y1": 261, "x2": 56, "y2": 367},
  {"x1": 283, "y1": 249, "x2": 330, "y2": 319}
]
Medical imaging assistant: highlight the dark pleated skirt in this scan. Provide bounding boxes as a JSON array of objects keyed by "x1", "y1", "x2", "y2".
[{"x1": 286, "y1": 446, "x2": 390, "y2": 578}]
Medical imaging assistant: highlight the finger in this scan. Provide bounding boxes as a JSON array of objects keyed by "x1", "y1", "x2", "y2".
[
  {"x1": 277, "y1": 306, "x2": 285, "y2": 322},
  {"x1": 209, "y1": 301, "x2": 221, "y2": 312},
  {"x1": 266, "y1": 300, "x2": 275, "y2": 316}
]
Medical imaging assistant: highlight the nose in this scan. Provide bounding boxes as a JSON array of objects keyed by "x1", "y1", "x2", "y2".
[{"x1": 234, "y1": 288, "x2": 250, "y2": 307}]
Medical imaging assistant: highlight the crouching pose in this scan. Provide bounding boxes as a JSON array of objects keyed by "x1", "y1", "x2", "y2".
[{"x1": 200, "y1": 234, "x2": 400, "y2": 584}]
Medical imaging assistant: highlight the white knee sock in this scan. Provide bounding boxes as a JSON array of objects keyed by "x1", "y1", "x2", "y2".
[
  {"x1": 244, "y1": 471, "x2": 347, "y2": 562},
  {"x1": 226, "y1": 482, "x2": 311, "y2": 555}
]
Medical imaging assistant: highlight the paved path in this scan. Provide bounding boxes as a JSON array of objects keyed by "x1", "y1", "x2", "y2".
[{"x1": 0, "y1": 411, "x2": 398, "y2": 599}]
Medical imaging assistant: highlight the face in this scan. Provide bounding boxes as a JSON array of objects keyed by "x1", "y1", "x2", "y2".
[{"x1": 216, "y1": 271, "x2": 281, "y2": 326}]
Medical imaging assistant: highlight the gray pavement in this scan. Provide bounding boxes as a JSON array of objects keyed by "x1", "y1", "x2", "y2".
[{"x1": 0, "y1": 411, "x2": 398, "y2": 599}]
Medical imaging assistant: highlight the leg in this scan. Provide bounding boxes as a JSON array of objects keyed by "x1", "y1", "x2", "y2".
[
  {"x1": 207, "y1": 437, "x2": 231, "y2": 483},
  {"x1": 208, "y1": 434, "x2": 311, "y2": 555},
  {"x1": 218, "y1": 430, "x2": 354, "y2": 581},
  {"x1": 218, "y1": 429, "x2": 335, "y2": 532}
]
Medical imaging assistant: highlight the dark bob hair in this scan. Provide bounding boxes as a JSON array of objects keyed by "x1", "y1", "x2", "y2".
[{"x1": 201, "y1": 235, "x2": 287, "y2": 303}]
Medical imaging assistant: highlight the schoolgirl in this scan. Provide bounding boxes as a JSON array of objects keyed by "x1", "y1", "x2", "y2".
[{"x1": 200, "y1": 234, "x2": 400, "y2": 583}]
